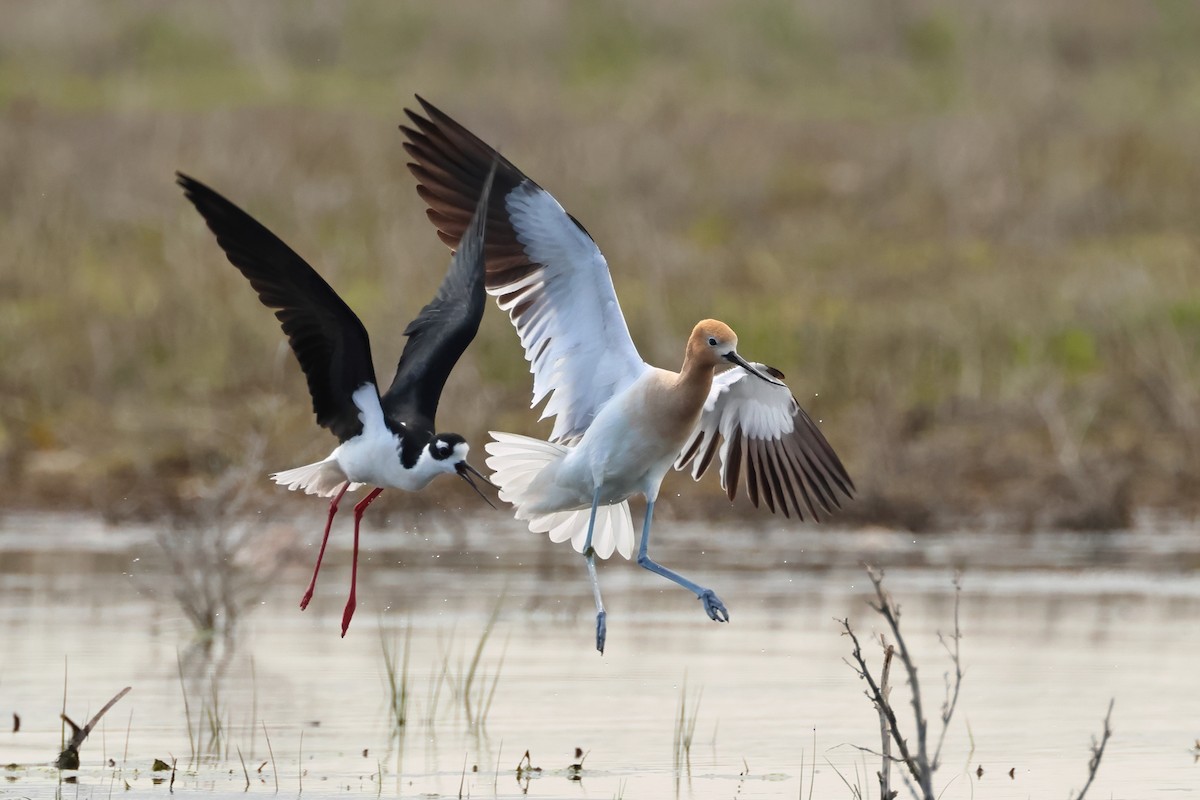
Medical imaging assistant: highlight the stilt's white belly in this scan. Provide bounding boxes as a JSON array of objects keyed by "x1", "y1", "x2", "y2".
[
  {"x1": 333, "y1": 431, "x2": 434, "y2": 492},
  {"x1": 318, "y1": 384, "x2": 453, "y2": 493}
]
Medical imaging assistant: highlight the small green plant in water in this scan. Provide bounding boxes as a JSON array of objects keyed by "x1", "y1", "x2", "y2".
[
  {"x1": 672, "y1": 674, "x2": 703, "y2": 775},
  {"x1": 381, "y1": 625, "x2": 412, "y2": 735}
]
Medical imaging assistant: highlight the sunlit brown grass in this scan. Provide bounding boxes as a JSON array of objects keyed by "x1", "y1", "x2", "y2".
[{"x1": 2, "y1": 1, "x2": 1199, "y2": 529}]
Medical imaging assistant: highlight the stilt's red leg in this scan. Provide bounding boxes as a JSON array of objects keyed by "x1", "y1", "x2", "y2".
[
  {"x1": 300, "y1": 481, "x2": 350, "y2": 611},
  {"x1": 342, "y1": 487, "x2": 383, "y2": 637}
]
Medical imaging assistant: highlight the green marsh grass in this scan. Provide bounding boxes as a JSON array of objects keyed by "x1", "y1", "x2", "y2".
[
  {"x1": 235, "y1": 745, "x2": 249, "y2": 791},
  {"x1": 672, "y1": 675, "x2": 703, "y2": 776},
  {"x1": 174, "y1": 650, "x2": 194, "y2": 760},
  {"x1": 378, "y1": 606, "x2": 506, "y2": 744},
  {"x1": 201, "y1": 675, "x2": 227, "y2": 760},
  {"x1": 381, "y1": 625, "x2": 412, "y2": 734},
  {"x1": 432, "y1": 598, "x2": 507, "y2": 731},
  {"x1": 261, "y1": 722, "x2": 279, "y2": 793}
]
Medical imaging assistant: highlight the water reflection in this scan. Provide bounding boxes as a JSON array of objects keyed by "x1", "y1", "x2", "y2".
[{"x1": 0, "y1": 512, "x2": 1197, "y2": 798}]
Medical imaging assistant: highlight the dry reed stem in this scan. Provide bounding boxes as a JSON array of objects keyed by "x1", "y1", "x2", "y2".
[{"x1": 1070, "y1": 699, "x2": 1115, "y2": 800}]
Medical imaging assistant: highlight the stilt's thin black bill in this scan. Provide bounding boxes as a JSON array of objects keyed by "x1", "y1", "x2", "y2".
[{"x1": 457, "y1": 461, "x2": 498, "y2": 508}]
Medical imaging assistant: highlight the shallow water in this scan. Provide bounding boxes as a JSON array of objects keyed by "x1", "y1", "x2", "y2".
[{"x1": 1, "y1": 511, "x2": 1198, "y2": 798}]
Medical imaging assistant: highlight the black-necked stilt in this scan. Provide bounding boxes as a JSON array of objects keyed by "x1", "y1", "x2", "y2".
[
  {"x1": 177, "y1": 163, "x2": 497, "y2": 637},
  {"x1": 401, "y1": 98, "x2": 854, "y2": 653}
]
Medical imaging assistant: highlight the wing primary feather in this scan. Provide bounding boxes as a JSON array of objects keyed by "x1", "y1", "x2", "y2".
[
  {"x1": 696, "y1": 430, "x2": 720, "y2": 479},
  {"x1": 765, "y1": 441, "x2": 796, "y2": 519},
  {"x1": 757, "y1": 440, "x2": 779, "y2": 514},
  {"x1": 724, "y1": 428, "x2": 743, "y2": 501},
  {"x1": 797, "y1": 432, "x2": 845, "y2": 512},
  {"x1": 795, "y1": 405, "x2": 856, "y2": 496},
  {"x1": 761, "y1": 441, "x2": 793, "y2": 518},
  {"x1": 779, "y1": 443, "x2": 821, "y2": 520},
  {"x1": 745, "y1": 436, "x2": 761, "y2": 508},
  {"x1": 785, "y1": 441, "x2": 832, "y2": 517},
  {"x1": 776, "y1": 443, "x2": 809, "y2": 520},
  {"x1": 678, "y1": 432, "x2": 704, "y2": 473}
]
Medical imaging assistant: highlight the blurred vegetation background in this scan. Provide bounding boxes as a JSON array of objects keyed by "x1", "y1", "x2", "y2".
[{"x1": 1, "y1": 1, "x2": 1198, "y2": 531}]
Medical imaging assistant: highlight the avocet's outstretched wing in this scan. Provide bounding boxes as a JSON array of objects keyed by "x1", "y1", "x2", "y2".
[
  {"x1": 401, "y1": 96, "x2": 648, "y2": 444},
  {"x1": 675, "y1": 364, "x2": 855, "y2": 520}
]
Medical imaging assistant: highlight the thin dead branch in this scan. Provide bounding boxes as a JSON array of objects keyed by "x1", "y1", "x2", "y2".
[
  {"x1": 1070, "y1": 699, "x2": 1115, "y2": 800},
  {"x1": 877, "y1": 638, "x2": 896, "y2": 799},
  {"x1": 931, "y1": 574, "x2": 964, "y2": 771},
  {"x1": 842, "y1": 567, "x2": 966, "y2": 800},
  {"x1": 840, "y1": 617, "x2": 926, "y2": 794},
  {"x1": 865, "y1": 566, "x2": 937, "y2": 799}
]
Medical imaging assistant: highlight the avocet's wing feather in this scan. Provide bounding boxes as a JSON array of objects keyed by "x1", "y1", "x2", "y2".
[
  {"x1": 676, "y1": 364, "x2": 854, "y2": 520},
  {"x1": 401, "y1": 97, "x2": 647, "y2": 443}
]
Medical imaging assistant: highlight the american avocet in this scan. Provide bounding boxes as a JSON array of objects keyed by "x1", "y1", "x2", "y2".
[
  {"x1": 177, "y1": 165, "x2": 497, "y2": 637},
  {"x1": 401, "y1": 98, "x2": 854, "y2": 652}
]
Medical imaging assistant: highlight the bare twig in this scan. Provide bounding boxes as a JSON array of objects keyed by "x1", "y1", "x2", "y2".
[
  {"x1": 843, "y1": 743, "x2": 908, "y2": 764},
  {"x1": 843, "y1": 568, "x2": 970, "y2": 800},
  {"x1": 840, "y1": 618, "x2": 925, "y2": 792},
  {"x1": 931, "y1": 574, "x2": 964, "y2": 771},
  {"x1": 865, "y1": 566, "x2": 935, "y2": 799},
  {"x1": 1070, "y1": 699, "x2": 1115, "y2": 800},
  {"x1": 877, "y1": 639, "x2": 896, "y2": 799}
]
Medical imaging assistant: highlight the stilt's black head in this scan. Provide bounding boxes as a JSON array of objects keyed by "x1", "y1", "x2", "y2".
[{"x1": 429, "y1": 433, "x2": 498, "y2": 508}]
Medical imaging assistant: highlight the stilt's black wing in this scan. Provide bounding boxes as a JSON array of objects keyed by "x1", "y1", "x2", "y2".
[
  {"x1": 177, "y1": 172, "x2": 378, "y2": 442},
  {"x1": 380, "y1": 163, "x2": 495, "y2": 432}
]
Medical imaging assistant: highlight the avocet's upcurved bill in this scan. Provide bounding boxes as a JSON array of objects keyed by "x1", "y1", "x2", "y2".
[
  {"x1": 176, "y1": 164, "x2": 497, "y2": 637},
  {"x1": 401, "y1": 97, "x2": 854, "y2": 653}
]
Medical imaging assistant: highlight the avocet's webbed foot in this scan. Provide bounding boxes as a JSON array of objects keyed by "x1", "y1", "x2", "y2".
[
  {"x1": 699, "y1": 589, "x2": 729, "y2": 622},
  {"x1": 596, "y1": 610, "x2": 607, "y2": 655}
]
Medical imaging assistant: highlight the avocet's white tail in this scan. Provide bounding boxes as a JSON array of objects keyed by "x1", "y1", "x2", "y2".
[
  {"x1": 485, "y1": 431, "x2": 635, "y2": 560},
  {"x1": 270, "y1": 459, "x2": 361, "y2": 498}
]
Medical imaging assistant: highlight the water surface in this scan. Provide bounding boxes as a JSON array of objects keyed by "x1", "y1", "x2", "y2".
[{"x1": 1, "y1": 511, "x2": 1197, "y2": 798}]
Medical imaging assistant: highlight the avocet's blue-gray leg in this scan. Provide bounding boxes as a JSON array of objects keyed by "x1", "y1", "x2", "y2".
[
  {"x1": 636, "y1": 498, "x2": 729, "y2": 622},
  {"x1": 581, "y1": 487, "x2": 608, "y2": 654}
]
